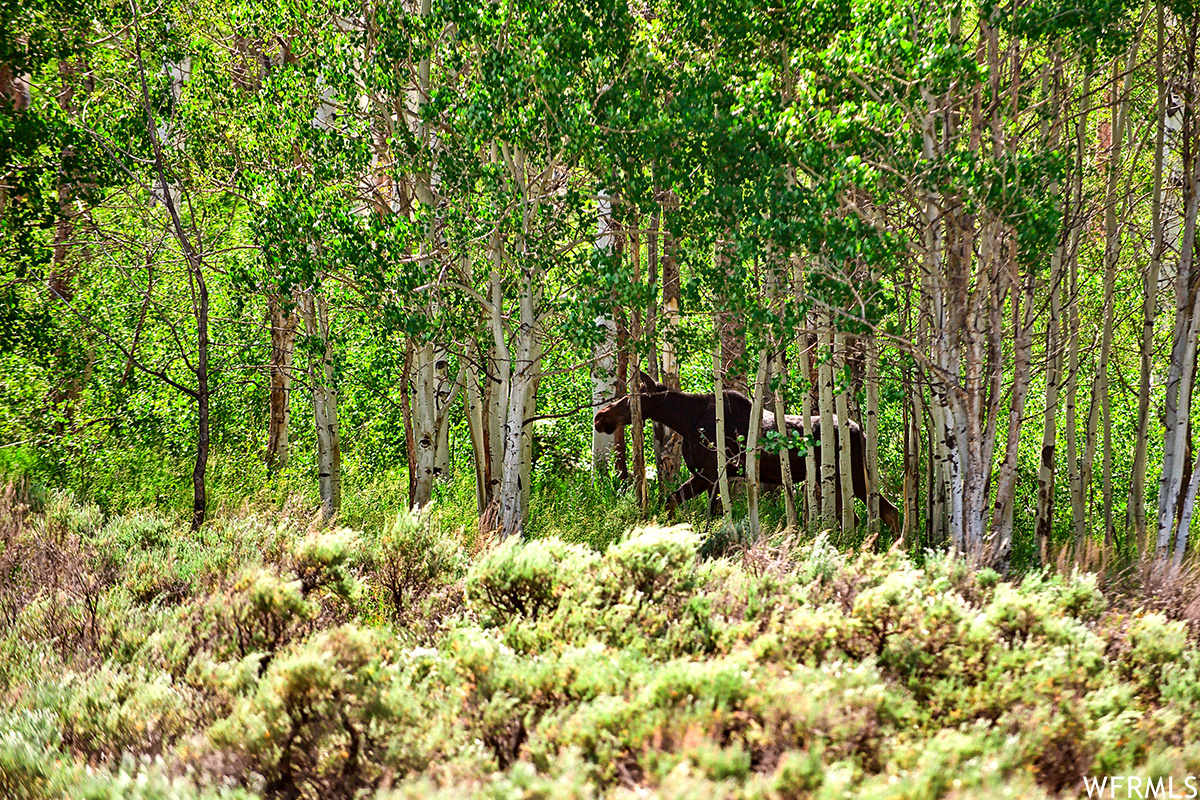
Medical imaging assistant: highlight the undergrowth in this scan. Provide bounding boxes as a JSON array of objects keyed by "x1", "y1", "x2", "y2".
[{"x1": 3, "y1": 483, "x2": 1200, "y2": 798}]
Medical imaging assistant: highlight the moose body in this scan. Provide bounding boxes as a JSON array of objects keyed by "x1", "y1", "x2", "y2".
[{"x1": 595, "y1": 373, "x2": 901, "y2": 533}]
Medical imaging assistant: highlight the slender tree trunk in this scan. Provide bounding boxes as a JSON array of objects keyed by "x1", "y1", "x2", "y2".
[
  {"x1": 266, "y1": 293, "x2": 298, "y2": 469},
  {"x1": 746, "y1": 348, "x2": 770, "y2": 539},
  {"x1": 495, "y1": 143, "x2": 546, "y2": 539},
  {"x1": 1094, "y1": 32, "x2": 1143, "y2": 547},
  {"x1": 1132, "y1": 3, "x2": 1167, "y2": 545},
  {"x1": 482, "y1": 257, "x2": 509, "y2": 532},
  {"x1": 717, "y1": 235, "x2": 746, "y2": 394},
  {"x1": 464, "y1": 337, "x2": 490, "y2": 515},
  {"x1": 131, "y1": 8, "x2": 211, "y2": 531},
  {"x1": 592, "y1": 190, "x2": 618, "y2": 476},
  {"x1": 817, "y1": 319, "x2": 838, "y2": 531},
  {"x1": 1157, "y1": 46, "x2": 1200, "y2": 558},
  {"x1": 1036, "y1": 248, "x2": 1063, "y2": 561},
  {"x1": 767, "y1": 257, "x2": 797, "y2": 530},
  {"x1": 985, "y1": 239, "x2": 1035, "y2": 571},
  {"x1": 498, "y1": 268, "x2": 539, "y2": 539},
  {"x1": 614, "y1": 345, "x2": 629, "y2": 482},
  {"x1": 410, "y1": 341, "x2": 453, "y2": 509},
  {"x1": 1065, "y1": 69, "x2": 1093, "y2": 553},
  {"x1": 797, "y1": 331, "x2": 819, "y2": 529},
  {"x1": 1035, "y1": 50, "x2": 1066, "y2": 562},
  {"x1": 658, "y1": 204, "x2": 683, "y2": 488},
  {"x1": 713, "y1": 347, "x2": 732, "y2": 523},
  {"x1": 905, "y1": 365, "x2": 926, "y2": 547},
  {"x1": 629, "y1": 217, "x2": 647, "y2": 512},
  {"x1": 646, "y1": 202, "x2": 665, "y2": 478},
  {"x1": 865, "y1": 335, "x2": 881, "y2": 538},
  {"x1": 300, "y1": 288, "x2": 342, "y2": 519},
  {"x1": 192, "y1": 267, "x2": 210, "y2": 531},
  {"x1": 771, "y1": 344, "x2": 798, "y2": 530},
  {"x1": 401, "y1": 340, "x2": 417, "y2": 505},
  {"x1": 834, "y1": 331, "x2": 856, "y2": 533}
]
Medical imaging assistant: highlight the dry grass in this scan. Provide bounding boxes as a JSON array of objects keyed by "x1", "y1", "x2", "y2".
[{"x1": 1049, "y1": 534, "x2": 1200, "y2": 638}]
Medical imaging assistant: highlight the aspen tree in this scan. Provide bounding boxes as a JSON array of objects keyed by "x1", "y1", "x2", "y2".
[{"x1": 1131, "y1": 2, "x2": 1168, "y2": 544}]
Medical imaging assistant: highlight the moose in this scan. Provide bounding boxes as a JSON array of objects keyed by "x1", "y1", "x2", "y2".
[{"x1": 594, "y1": 372, "x2": 901, "y2": 533}]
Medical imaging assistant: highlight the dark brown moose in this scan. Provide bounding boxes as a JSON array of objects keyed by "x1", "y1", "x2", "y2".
[{"x1": 594, "y1": 372, "x2": 901, "y2": 533}]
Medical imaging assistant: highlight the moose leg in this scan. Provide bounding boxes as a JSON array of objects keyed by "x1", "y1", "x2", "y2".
[
  {"x1": 667, "y1": 474, "x2": 715, "y2": 516},
  {"x1": 850, "y1": 427, "x2": 902, "y2": 534}
]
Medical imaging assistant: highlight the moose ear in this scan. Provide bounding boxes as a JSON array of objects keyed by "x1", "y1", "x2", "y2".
[{"x1": 638, "y1": 370, "x2": 663, "y2": 394}]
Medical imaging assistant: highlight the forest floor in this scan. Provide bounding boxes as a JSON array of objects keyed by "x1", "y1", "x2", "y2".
[{"x1": 2, "y1": 479, "x2": 1200, "y2": 800}]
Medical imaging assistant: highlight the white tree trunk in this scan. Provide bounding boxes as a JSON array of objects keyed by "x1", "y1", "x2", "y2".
[
  {"x1": 834, "y1": 331, "x2": 856, "y2": 533},
  {"x1": 797, "y1": 332, "x2": 818, "y2": 529},
  {"x1": 1156, "y1": 133, "x2": 1200, "y2": 557},
  {"x1": 746, "y1": 348, "x2": 770, "y2": 539},
  {"x1": 592, "y1": 191, "x2": 618, "y2": 475},
  {"x1": 817, "y1": 319, "x2": 838, "y2": 531},
  {"x1": 299, "y1": 287, "x2": 341, "y2": 519},
  {"x1": 865, "y1": 335, "x2": 881, "y2": 537},
  {"x1": 410, "y1": 341, "x2": 452, "y2": 509},
  {"x1": 714, "y1": 347, "x2": 732, "y2": 523},
  {"x1": 498, "y1": 269, "x2": 540, "y2": 539},
  {"x1": 464, "y1": 337, "x2": 490, "y2": 515}
]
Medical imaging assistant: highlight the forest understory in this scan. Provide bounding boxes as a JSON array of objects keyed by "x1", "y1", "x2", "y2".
[{"x1": 5, "y1": 478, "x2": 1200, "y2": 800}]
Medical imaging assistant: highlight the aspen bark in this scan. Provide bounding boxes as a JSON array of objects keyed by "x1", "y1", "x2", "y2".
[
  {"x1": 865, "y1": 335, "x2": 881, "y2": 538},
  {"x1": 767, "y1": 257, "x2": 797, "y2": 530},
  {"x1": 130, "y1": 10, "x2": 212, "y2": 530},
  {"x1": 658, "y1": 202, "x2": 683, "y2": 487},
  {"x1": 1036, "y1": 247, "x2": 1063, "y2": 560},
  {"x1": 493, "y1": 142, "x2": 547, "y2": 539},
  {"x1": 1035, "y1": 52, "x2": 1067, "y2": 562},
  {"x1": 817, "y1": 319, "x2": 838, "y2": 531},
  {"x1": 797, "y1": 332, "x2": 819, "y2": 529},
  {"x1": 1131, "y1": 3, "x2": 1167, "y2": 544},
  {"x1": 1064, "y1": 69, "x2": 1093, "y2": 553},
  {"x1": 1094, "y1": 30, "x2": 1143, "y2": 546},
  {"x1": 1156, "y1": 67, "x2": 1200, "y2": 559},
  {"x1": 481, "y1": 261, "x2": 509, "y2": 532},
  {"x1": 771, "y1": 344, "x2": 799, "y2": 530},
  {"x1": 713, "y1": 347, "x2": 733, "y2": 523},
  {"x1": 498, "y1": 266, "x2": 540, "y2": 539},
  {"x1": 266, "y1": 293, "x2": 298, "y2": 469},
  {"x1": 834, "y1": 331, "x2": 856, "y2": 533},
  {"x1": 986, "y1": 242, "x2": 1035, "y2": 570},
  {"x1": 746, "y1": 348, "x2": 771, "y2": 539},
  {"x1": 299, "y1": 288, "x2": 342, "y2": 519},
  {"x1": 410, "y1": 342, "x2": 457, "y2": 509},
  {"x1": 464, "y1": 337, "x2": 490, "y2": 515},
  {"x1": 592, "y1": 190, "x2": 618, "y2": 476},
  {"x1": 629, "y1": 218, "x2": 647, "y2": 513},
  {"x1": 717, "y1": 235, "x2": 746, "y2": 394},
  {"x1": 905, "y1": 366, "x2": 926, "y2": 547}
]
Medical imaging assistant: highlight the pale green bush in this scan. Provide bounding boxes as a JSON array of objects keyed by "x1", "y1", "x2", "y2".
[{"x1": 0, "y1": 708, "x2": 74, "y2": 800}]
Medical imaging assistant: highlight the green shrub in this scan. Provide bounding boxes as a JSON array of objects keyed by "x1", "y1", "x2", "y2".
[
  {"x1": 102, "y1": 513, "x2": 174, "y2": 552},
  {"x1": 289, "y1": 527, "x2": 362, "y2": 602},
  {"x1": 599, "y1": 525, "x2": 700, "y2": 608},
  {"x1": 369, "y1": 509, "x2": 466, "y2": 626},
  {"x1": 210, "y1": 625, "x2": 430, "y2": 798},
  {"x1": 76, "y1": 754, "x2": 258, "y2": 799},
  {"x1": 0, "y1": 708, "x2": 75, "y2": 800},
  {"x1": 466, "y1": 537, "x2": 599, "y2": 626},
  {"x1": 54, "y1": 664, "x2": 192, "y2": 762},
  {"x1": 1122, "y1": 612, "x2": 1189, "y2": 698}
]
